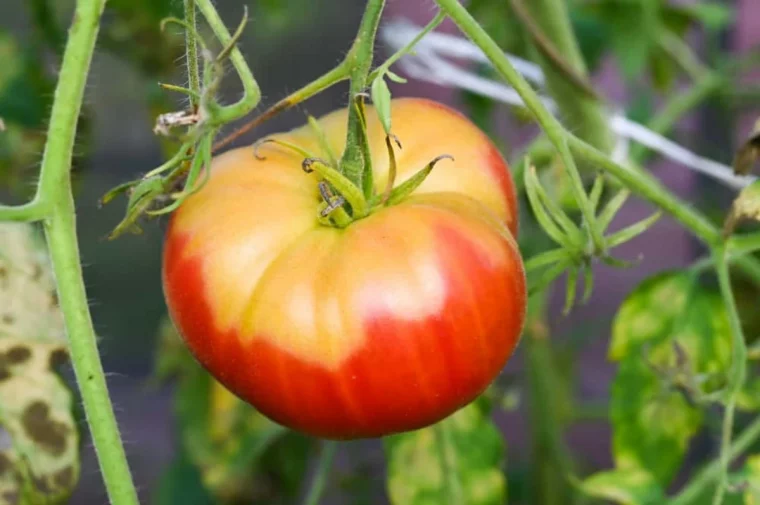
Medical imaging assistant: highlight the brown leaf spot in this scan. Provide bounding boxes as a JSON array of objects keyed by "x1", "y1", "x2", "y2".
[
  {"x1": 0, "y1": 452, "x2": 11, "y2": 476},
  {"x1": 5, "y1": 347, "x2": 30, "y2": 365},
  {"x1": 0, "y1": 368, "x2": 10, "y2": 382},
  {"x1": 31, "y1": 263, "x2": 42, "y2": 281},
  {"x1": 53, "y1": 466, "x2": 76, "y2": 490},
  {"x1": 33, "y1": 475, "x2": 52, "y2": 495},
  {"x1": 1, "y1": 314, "x2": 13, "y2": 325},
  {"x1": 1, "y1": 491, "x2": 19, "y2": 505},
  {"x1": 21, "y1": 402, "x2": 68, "y2": 456},
  {"x1": 49, "y1": 349, "x2": 68, "y2": 370}
]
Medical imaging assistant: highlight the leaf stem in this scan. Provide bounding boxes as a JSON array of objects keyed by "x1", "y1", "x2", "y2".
[
  {"x1": 18, "y1": 0, "x2": 140, "y2": 503},
  {"x1": 303, "y1": 441, "x2": 338, "y2": 505},
  {"x1": 339, "y1": 0, "x2": 386, "y2": 188},
  {"x1": 518, "y1": 0, "x2": 612, "y2": 152},
  {"x1": 669, "y1": 414, "x2": 760, "y2": 505},
  {"x1": 710, "y1": 247, "x2": 748, "y2": 505},
  {"x1": 567, "y1": 135, "x2": 722, "y2": 246},
  {"x1": 184, "y1": 0, "x2": 200, "y2": 110},
  {"x1": 194, "y1": 0, "x2": 260, "y2": 124},
  {"x1": 0, "y1": 200, "x2": 50, "y2": 221},
  {"x1": 213, "y1": 61, "x2": 349, "y2": 152},
  {"x1": 433, "y1": 0, "x2": 605, "y2": 253}
]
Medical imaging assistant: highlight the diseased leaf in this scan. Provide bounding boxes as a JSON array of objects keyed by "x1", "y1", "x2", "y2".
[
  {"x1": 610, "y1": 272, "x2": 732, "y2": 485},
  {"x1": 733, "y1": 119, "x2": 760, "y2": 176},
  {"x1": 609, "y1": 272, "x2": 692, "y2": 360},
  {"x1": 0, "y1": 224, "x2": 79, "y2": 504},
  {"x1": 724, "y1": 180, "x2": 760, "y2": 236},
  {"x1": 611, "y1": 357, "x2": 702, "y2": 486},
  {"x1": 576, "y1": 468, "x2": 665, "y2": 505},
  {"x1": 385, "y1": 399, "x2": 506, "y2": 505}
]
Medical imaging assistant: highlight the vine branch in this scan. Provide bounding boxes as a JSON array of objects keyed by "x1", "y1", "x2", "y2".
[{"x1": 0, "y1": 0, "x2": 141, "y2": 503}]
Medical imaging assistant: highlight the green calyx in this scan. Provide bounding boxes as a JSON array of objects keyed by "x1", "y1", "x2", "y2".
[{"x1": 253, "y1": 134, "x2": 454, "y2": 228}]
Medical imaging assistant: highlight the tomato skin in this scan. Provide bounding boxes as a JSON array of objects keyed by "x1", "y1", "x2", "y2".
[{"x1": 162, "y1": 98, "x2": 526, "y2": 439}]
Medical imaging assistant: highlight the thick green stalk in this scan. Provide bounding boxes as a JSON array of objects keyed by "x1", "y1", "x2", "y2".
[
  {"x1": 0, "y1": 201, "x2": 49, "y2": 221},
  {"x1": 520, "y1": 0, "x2": 613, "y2": 152},
  {"x1": 711, "y1": 248, "x2": 748, "y2": 505},
  {"x1": 339, "y1": 0, "x2": 386, "y2": 188},
  {"x1": 194, "y1": 0, "x2": 260, "y2": 124},
  {"x1": 214, "y1": 61, "x2": 350, "y2": 152},
  {"x1": 525, "y1": 309, "x2": 576, "y2": 505},
  {"x1": 303, "y1": 442, "x2": 338, "y2": 505},
  {"x1": 184, "y1": 0, "x2": 200, "y2": 110},
  {"x1": 434, "y1": 0, "x2": 604, "y2": 252},
  {"x1": 21, "y1": 0, "x2": 140, "y2": 503}
]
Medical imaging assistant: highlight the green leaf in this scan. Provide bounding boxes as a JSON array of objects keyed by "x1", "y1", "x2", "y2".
[
  {"x1": 576, "y1": 468, "x2": 665, "y2": 505},
  {"x1": 609, "y1": 272, "x2": 732, "y2": 485},
  {"x1": 385, "y1": 399, "x2": 506, "y2": 505},
  {"x1": 371, "y1": 77, "x2": 393, "y2": 135},
  {"x1": 154, "y1": 318, "x2": 314, "y2": 503},
  {"x1": 0, "y1": 224, "x2": 80, "y2": 504}
]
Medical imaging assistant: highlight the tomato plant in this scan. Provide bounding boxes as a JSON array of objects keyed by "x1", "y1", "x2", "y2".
[
  {"x1": 162, "y1": 98, "x2": 526, "y2": 438},
  {"x1": 4, "y1": 0, "x2": 760, "y2": 504}
]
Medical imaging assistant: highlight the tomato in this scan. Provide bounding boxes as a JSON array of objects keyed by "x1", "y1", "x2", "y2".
[{"x1": 161, "y1": 98, "x2": 526, "y2": 439}]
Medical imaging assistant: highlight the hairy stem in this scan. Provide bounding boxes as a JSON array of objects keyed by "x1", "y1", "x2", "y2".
[
  {"x1": 303, "y1": 441, "x2": 338, "y2": 505},
  {"x1": 567, "y1": 135, "x2": 721, "y2": 246},
  {"x1": 194, "y1": 0, "x2": 260, "y2": 123},
  {"x1": 339, "y1": 0, "x2": 386, "y2": 188},
  {"x1": 434, "y1": 0, "x2": 604, "y2": 252},
  {"x1": 710, "y1": 247, "x2": 748, "y2": 505},
  {"x1": 519, "y1": 0, "x2": 613, "y2": 152},
  {"x1": 184, "y1": 0, "x2": 200, "y2": 110},
  {"x1": 213, "y1": 61, "x2": 349, "y2": 152},
  {"x1": 8, "y1": 0, "x2": 140, "y2": 503}
]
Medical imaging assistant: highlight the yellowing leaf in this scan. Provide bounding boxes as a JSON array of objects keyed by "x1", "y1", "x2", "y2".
[
  {"x1": 609, "y1": 272, "x2": 732, "y2": 485},
  {"x1": 385, "y1": 399, "x2": 506, "y2": 505},
  {"x1": 577, "y1": 468, "x2": 665, "y2": 505},
  {"x1": 724, "y1": 180, "x2": 760, "y2": 236}
]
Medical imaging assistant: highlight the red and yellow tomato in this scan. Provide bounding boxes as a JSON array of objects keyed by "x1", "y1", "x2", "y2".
[{"x1": 162, "y1": 98, "x2": 526, "y2": 439}]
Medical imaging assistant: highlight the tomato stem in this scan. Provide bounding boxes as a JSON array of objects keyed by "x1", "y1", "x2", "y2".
[
  {"x1": 339, "y1": 0, "x2": 386, "y2": 189},
  {"x1": 183, "y1": 0, "x2": 200, "y2": 111},
  {"x1": 302, "y1": 441, "x2": 338, "y2": 505}
]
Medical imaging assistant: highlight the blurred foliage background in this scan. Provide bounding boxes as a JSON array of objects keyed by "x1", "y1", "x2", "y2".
[{"x1": 1, "y1": 0, "x2": 760, "y2": 504}]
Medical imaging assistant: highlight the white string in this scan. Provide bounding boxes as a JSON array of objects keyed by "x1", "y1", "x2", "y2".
[{"x1": 380, "y1": 19, "x2": 756, "y2": 191}]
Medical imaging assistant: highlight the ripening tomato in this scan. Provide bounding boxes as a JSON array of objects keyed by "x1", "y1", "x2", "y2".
[{"x1": 162, "y1": 98, "x2": 526, "y2": 439}]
